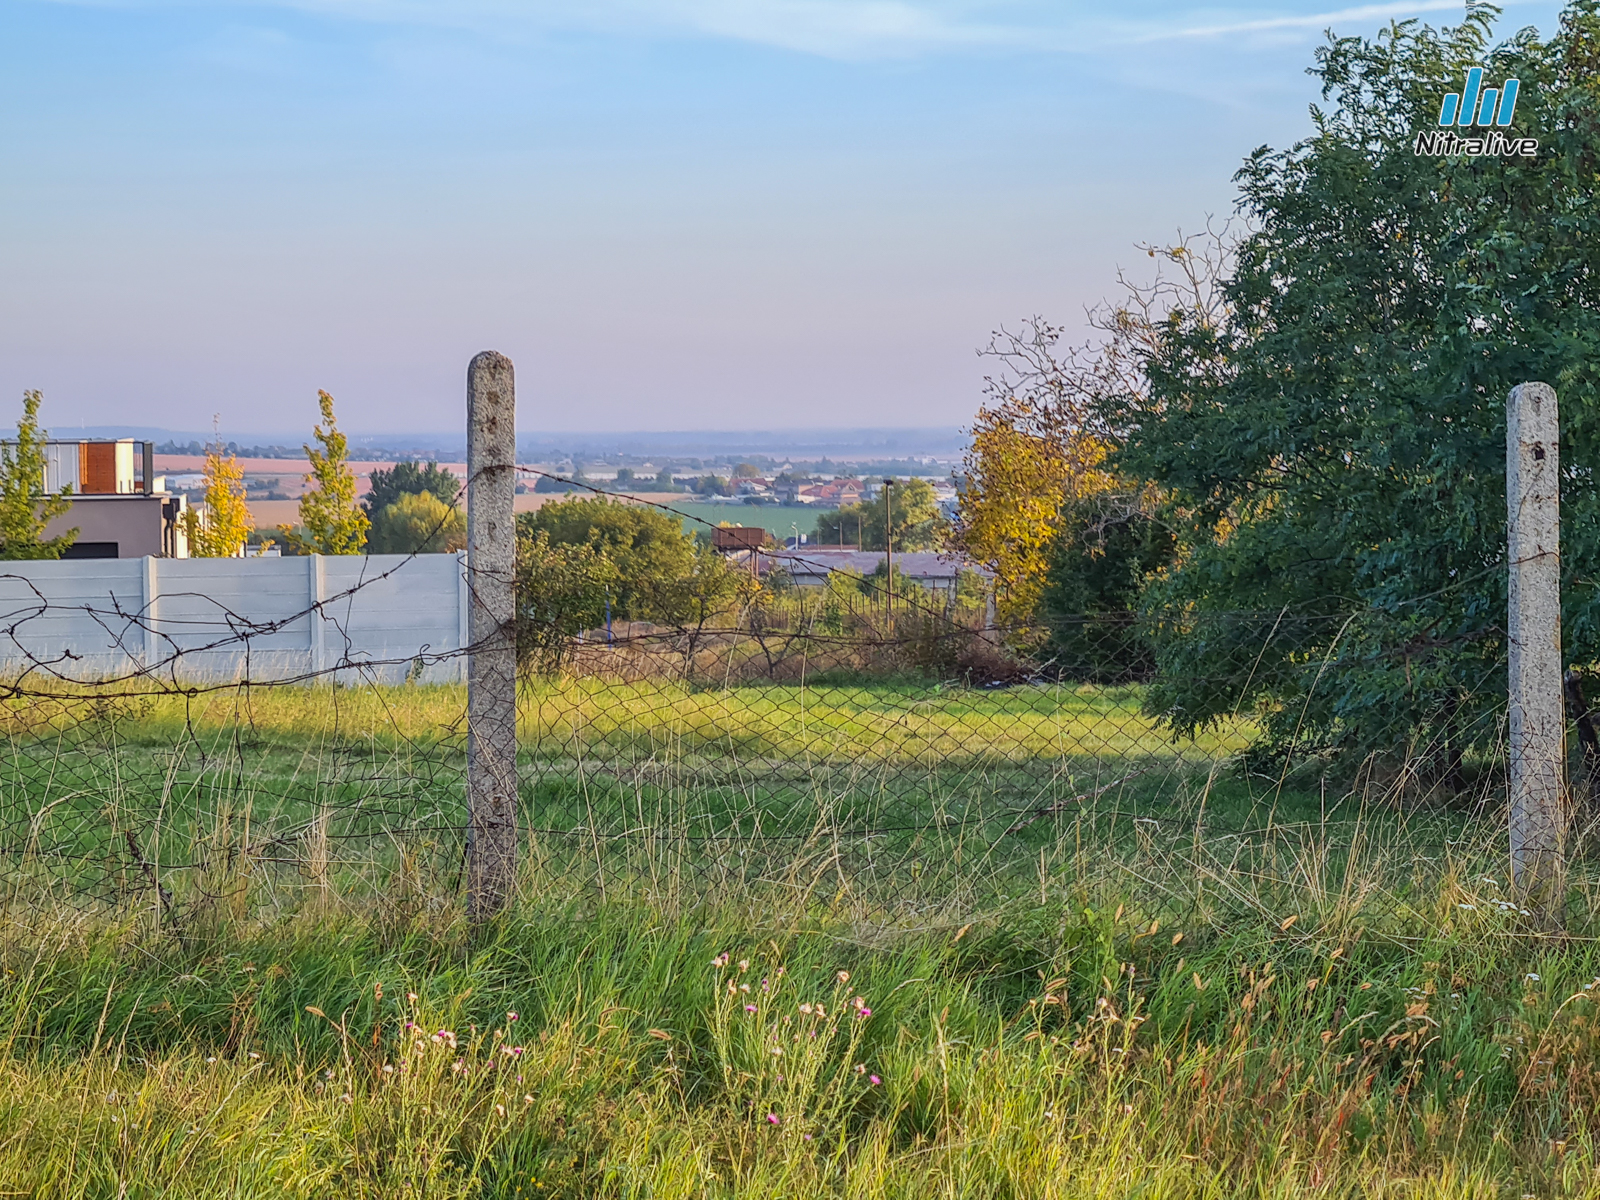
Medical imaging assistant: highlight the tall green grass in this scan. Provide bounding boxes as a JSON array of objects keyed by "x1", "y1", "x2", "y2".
[
  {"x1": 0, "y1": 678, "x2": 1267, "y2": 914},
  {"x1": 0, "y1": 680, "x2": 1569, "y2": 1196},
  {"x1": 0, "y1": 779, "x2": 1593, "y2": 1197}
]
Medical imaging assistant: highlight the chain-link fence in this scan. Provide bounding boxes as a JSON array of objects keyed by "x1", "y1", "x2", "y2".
[{"x1": 0, "y1": 539, "x2": 1540, "y2": 921}]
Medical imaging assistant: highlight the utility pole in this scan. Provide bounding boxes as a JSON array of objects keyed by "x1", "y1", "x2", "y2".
[
  {"x1": 883, "y1": 478, "x2": 894, "y2": 619},
  {"x1": 1507, "y1": 381, "x2": 1566, "y2": 922},
  {"x1": 466, "y1": 350, "x2": 518, "y2": 920}
]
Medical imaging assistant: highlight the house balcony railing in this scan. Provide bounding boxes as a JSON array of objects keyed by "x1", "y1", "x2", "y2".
[{"x1": 0, "y1": 439, "x2": 161, "y2": 496}]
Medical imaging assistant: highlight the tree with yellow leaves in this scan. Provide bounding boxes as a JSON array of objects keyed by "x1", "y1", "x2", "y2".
[
  {"x1": 280, "y1": 391, "x2": 369, "y2": 555},
  {"x1": 955, "y1": 383, "x2": 1118, "y2": 623},
  {"x1": 182, "y1": 426, "x2": 255, "y2": 557},
  {"x1": 951, "y1": 230, "x2": 1232, "y2": 632}
]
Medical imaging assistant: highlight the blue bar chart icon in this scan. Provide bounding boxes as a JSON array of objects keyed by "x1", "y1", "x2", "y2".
[{"x1": 1438, "y1": 70, "x2": 1520, "y2": 127}]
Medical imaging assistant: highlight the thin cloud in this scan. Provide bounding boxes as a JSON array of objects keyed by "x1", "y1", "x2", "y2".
[
  {"x1": 1136, "y1": 0, "x2": 1478, "y2": 41},
  {"x1": 660, "y1": 1, "x2": 1020, "y2": 55},
  {"x1": 32, "y1": 0, "x2": 1526, "y2": 58},
  {"x1": 38, "y1": 0, "x2": 1034, "y2": 57}
]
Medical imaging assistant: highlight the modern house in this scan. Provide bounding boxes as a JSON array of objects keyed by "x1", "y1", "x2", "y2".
[
  {"x1": 24, "y1": 439, "x2": 190, "y2": 558},
  {"x1": 796, "y1": 479, "x2": 863, "y2": 506}
]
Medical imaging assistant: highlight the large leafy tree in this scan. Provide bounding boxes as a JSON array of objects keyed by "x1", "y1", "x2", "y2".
[
  {"x1": 369, "y1": 491, "x2": 466, "y2": 554},
  {"x1": 814, "y1": 477, "x2": 942, "y2": 551},
  {"x1": 364, "y1": 462, "x2": 463, "y2": 553},
  {"x1": 952, "y1": 325, "x2": 1125, "y2": 623},
  {"x1": 519, "y1": 496, "x2": 734, "y2": 624},
  {"x1": 951, "y1": 238, "x2": 1227, "y2": 630},
  {"x1": 1119, "y1": 5, "x2": 1600, "y2": 766},
  {"x1": 514, "y1": 531, "x2": 618, "y2": 672},
  {"x1": 364, "y1": 462, "x2": 461, "y2": 516}
]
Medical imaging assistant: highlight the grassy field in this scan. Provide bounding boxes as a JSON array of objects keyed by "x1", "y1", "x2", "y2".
[
  {"x1": 0, "y1": 678, "x2": 1584, "y2": 1197},
  {"x1": 663, "y1": 502, "x2": 840, "y2": 540},
  {"x1": 0, "y1": 679, "x2": 1263, "y2": 909}
]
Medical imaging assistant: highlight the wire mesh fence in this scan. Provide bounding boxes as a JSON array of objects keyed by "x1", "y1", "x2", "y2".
[{"x1": 0, "y1": 539, "x2": 1539, "y2": 924}]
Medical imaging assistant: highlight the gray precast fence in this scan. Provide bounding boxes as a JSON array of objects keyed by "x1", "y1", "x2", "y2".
[{"x1": 0, "y1": 552, "x2": 469, "y2": 685}]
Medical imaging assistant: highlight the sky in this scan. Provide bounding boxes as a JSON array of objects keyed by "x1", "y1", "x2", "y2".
[{"x1": 0, "y1": 0, "x2": 1568, "y2": 436}]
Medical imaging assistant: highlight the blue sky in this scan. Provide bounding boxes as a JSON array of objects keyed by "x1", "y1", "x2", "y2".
[{"x1": 0, "y1": 0, "x2": 1565, "y2": 435}]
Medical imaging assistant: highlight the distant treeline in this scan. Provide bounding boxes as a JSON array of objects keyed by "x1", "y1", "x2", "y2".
[{"x1": 155, "y1": 440, "x2": 462, "y2": 461}]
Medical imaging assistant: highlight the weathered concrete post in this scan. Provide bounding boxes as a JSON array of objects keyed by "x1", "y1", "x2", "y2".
[
  {"x1": 466, "y1": 351, "x2": 518, "y2": 919},
  {"x1": 1507, "y1": 381, "x2": 1566, "y2": 918}
]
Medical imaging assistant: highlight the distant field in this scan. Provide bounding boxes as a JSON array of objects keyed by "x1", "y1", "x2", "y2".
[
  {"x1": 660, "y1": 501, "x2": 839, "y2": 539},
  {"x1": 247, "y1": 492, "x2": 695, "y2": 527}
]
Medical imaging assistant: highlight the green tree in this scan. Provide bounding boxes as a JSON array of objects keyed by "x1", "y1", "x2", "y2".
[
  {"x1": 653, "y1": 467, "x2": 678, "y2": 491},
  {"x1": 520, "y1": 496, "x2": 721, "y2": 623},
  {"x1": 814, "y1": 478, "x2": 942, "y2": 551},
  {"x1": 1116, "y1": 5, "x2": 1600, "y2": 765},
  {"x1": 535, "y1": 470, "x2": 581, "y2": 494},
  {"x1": 281, "y1": 391, "x2": 369, "y2": 555},
  {"x1": 694, "y1": 475, "x2": 731, "y2": 497},
  {"x1": 364, "y1": 461, "x2": 461, "y2": 517},
  {"x1": 514, "y1": 531, "x2": 618, "y2": 673},
  {"x1": 364, "y1": 462, "x2": 460, "y2": 549},
  {"x1": 370, "y1": 491, "x2": 466, "y2": 554},
  {"x1": 0, "y1": 391, "x2": 75, "y2": 560},
  {"x1": 1039, "y1": 502, "x2": 1175, "y2": 683}
]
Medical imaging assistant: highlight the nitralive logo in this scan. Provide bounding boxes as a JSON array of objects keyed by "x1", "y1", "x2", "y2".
[{"x1": 1413, "y1": 67, "x2": 1537, "y2": 157}]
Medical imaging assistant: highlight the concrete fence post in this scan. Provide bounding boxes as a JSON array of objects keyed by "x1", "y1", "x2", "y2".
[
  {"x1": 466, "y1": 351, "x2": 518, "y2": 919},
  {"x1": 309, "y1": 553, "x2": 326, "y2": 679},
  {"x1": 142, "y1": 556, "x2": 159, "y2": 671},
  {"x1": 456, "y1": 549, "x2": 470, "y2": 684},
  {"x1": 1507, "y1": 381, "x2": 1566, "y2": 918}
]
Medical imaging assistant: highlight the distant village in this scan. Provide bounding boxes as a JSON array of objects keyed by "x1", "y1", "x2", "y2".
[
  {"x1": 154, "y1": 444, "x2": 965, "y2": 534},
  {"x1": 528, "y1": 461, "x2": 961, "y2": 516},
  {"x1": 46, "y1": 436, "x2": 969, "y2": 578}
]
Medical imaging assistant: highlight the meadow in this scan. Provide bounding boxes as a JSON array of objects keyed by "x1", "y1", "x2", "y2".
[
  {"x1": 0, "y1": 677, "x2": 1589, "y2": 1197},
  {"x1": 664, "y1": 502, "x2": 840, "y2": 540}
]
